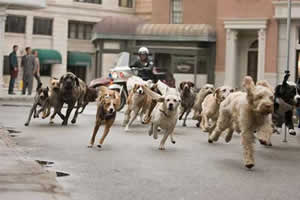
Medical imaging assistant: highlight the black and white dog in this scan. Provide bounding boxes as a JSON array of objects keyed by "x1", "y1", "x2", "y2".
[{"x1": 272, "y1": 72, "x2": 300, "y2": 136}]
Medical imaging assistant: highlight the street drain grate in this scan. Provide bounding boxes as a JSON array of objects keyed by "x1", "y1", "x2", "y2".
[
  {"x1": 35, "y1": 160, "x2": 54, "y2": 167},
  {"x1": 9, "y1": 134, "x2": 17, "y2": 137},
  {"x1": 56, "y1": 171, "x2": 70, "y2": 177},
  {"x1": 7, "y1": 129, "x2": 21, "y2": 134}
]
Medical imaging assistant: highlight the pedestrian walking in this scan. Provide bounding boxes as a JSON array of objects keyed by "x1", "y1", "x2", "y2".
[
  {"x1": 8, "y1": 45, "x2": 19, "y2": 95},
  {"x1": 32, "y1": 50, "x2": 42, "y2": 89},
  {"x1": 21, "y1": 47, "x2": 36, "y2": 95}
]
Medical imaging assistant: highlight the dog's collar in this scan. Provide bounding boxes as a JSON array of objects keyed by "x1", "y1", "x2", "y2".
[{"x1": 159, "y1": 109, "x2": 169, "y2": 118}]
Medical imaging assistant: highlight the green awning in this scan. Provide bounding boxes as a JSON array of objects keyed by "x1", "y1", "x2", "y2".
[
  {"x1": 67, "y1": 52, "x2": 91, "y2": 67},
  {"x1": 33, "y1": 49, "x2": 62, "y2": 65}
]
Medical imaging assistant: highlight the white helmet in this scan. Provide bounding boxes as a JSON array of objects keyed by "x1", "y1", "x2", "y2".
[{"x1": 138, "y1": 47, "x2": 149, "y2": 55}]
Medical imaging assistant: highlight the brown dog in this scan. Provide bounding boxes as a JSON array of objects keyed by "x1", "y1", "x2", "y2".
[
  {"x1": 88, "y1": 86, "x2": 120, "y2": 148},
  {"x1": 178, "y1": 81, "x2": 195, "y2": 127}
]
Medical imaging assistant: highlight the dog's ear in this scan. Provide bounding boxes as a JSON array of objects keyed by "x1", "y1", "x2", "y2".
[
  {"x1": 283, "y1": 72, "x2": 290, "y2": 86},
  {"x1": 133, "y1": 84, "x2": 139, "y2": 92},
  {"x1": 113, "y1": 90, "x2": 121, "y2": 110},
  {"x1": 214, "y1": 88, "x2": 220, "y2": 97},
  {"x1": 179, "y1": 82, "x2": 185, "y2": 90},
  {"x1": 188, "y1": 82, "x2": 195, "y2": 88},
  {"x1": 59, "y1": 75, "x2": 64, "y2": 85},
  {"x1": 256, "y1": 80, "x2": 274, "y2": 93},
  {"x1": 75, "y1": 77, "x2": 80, "y2": 87},
  {"x1": 243, "y1": 76, "x2": 255, "y2": 102}
]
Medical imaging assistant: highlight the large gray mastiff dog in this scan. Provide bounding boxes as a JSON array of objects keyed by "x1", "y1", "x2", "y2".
[{"x1": 59, "y1": 72, "x2": 87, "y2": 126}]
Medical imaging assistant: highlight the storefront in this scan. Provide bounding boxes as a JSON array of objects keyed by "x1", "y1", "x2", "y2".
[
  {"x1": 67, "y1": 51, "x2": 92, "y2": 82},
  {"x1": 92, "y1": 16, "x2": 216, "y2": 88}
]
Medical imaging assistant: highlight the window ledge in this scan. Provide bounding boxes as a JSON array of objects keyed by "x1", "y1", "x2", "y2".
[
  {"x1": 5, "y1": 32, "x2": 25, "y2": 37},
  {"x1": 32, "y1": 34, "x2": 53, "y2": 39},
  {"x1": 68, "y1": 38, "x2": 91, "y2": 42}
]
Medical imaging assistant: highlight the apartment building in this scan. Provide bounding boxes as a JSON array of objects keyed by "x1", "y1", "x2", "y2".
[{"x1": 0, "y1": 0, "x2": 136, "y2": 89}]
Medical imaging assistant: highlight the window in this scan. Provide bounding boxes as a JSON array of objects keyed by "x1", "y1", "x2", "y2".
[
  {"x1": 3, "y1": 56, "x2": 10, "y2": 75},
  {"x1": 74, "y1": 0, "x2": 102, "y2": 4},
  {"x1": 119, "y1": 0, "x2": 133, "y2": 8},
  {"x1": 33, "y1": 17, "x2": 53, "y2": 36},
  {"x1": 171, "y1": 0, "x2": 183, "y2": 24},
  {"x1": 68, "y1": 21, "x2": 94, "y2": 40},
  {"x1": 40, "y1": 64, "x2": 52, "y2": 76},
  {"x1": 5, "y1": 15, "x2": 26, "y2": 33}
]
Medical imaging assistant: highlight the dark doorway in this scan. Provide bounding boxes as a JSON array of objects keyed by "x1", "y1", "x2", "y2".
[
  {"x1": 67, "y1": 66, "x2": 86, "y2": 82},
  {"x1": 247, "y1": 51, "x2": 258, "y2": 83}
]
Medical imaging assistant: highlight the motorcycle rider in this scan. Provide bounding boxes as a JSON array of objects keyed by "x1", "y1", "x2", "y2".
[{"x1": 130, "y1": 47, "x2": 155, "y2": 81}]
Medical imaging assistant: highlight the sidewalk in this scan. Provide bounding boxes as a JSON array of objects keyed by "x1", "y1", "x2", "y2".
[
  {"x1": 0, "y1": 126, "x2": 71, "y2": 200},
  {"x1": 0, "y1": 88, "x2": 34, "y2": 103}
]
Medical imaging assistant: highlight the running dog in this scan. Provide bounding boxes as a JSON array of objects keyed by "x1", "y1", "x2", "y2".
[
  {"x1": 272, "y1": 72, "x2": 300, "y2": 136},
  {"x1": 208, "y1": 76, "x2": 274, "y2": 169},
  {"x1": 142, "y1": 84, "x2": 181, "y2": 150},
  {"x1": 201, "y1": 86, "x2": 234, "y2": 134},
  {"x1": 24, "y1": 86, "x2": 50, "y2": 126},
  {"x1": 123, "y1": 84, "x2": 147, "y2": 131},
  {"x1": 178, "y1": 81, "x2": 196, "y2": 127},
  {"x1": 193, "y1": 84, "x2": 215, "y2": 127},
  {"x1": 59, "y1": 72, "x2": 87, "y2": 125},
  {"x1": 88, "y1": 86, "x2": 120, "y2": 148}
]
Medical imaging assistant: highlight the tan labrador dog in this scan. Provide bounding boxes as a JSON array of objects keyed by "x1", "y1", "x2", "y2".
[{"x1": 88, "y1": 87, "x2": 120, "y2": 148}]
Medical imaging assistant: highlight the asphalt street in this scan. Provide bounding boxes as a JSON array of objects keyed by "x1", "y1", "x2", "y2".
[{"x1": 0, "y1": 102, "x2": 300, "y2": 200}]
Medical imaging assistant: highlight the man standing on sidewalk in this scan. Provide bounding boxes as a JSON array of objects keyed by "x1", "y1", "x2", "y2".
[
  {"x1": 32, "y1": 50, "x2": 42, "y2": 90},
  {"x1": 8, "y1": 45, "x2": 19, "y2": 95},
  {"x1": 21, "y1": 47, "x2": 36, "y2": 95}
]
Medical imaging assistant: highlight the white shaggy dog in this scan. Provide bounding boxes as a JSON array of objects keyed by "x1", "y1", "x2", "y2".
[
  {"x1": 208, "y1": 76, "x2": 274, "y2": 169},
  {"x1": 200, "y1": 86, "x2": 235, "y2": 133},
  {"x1": 142, "y1": 84, "x2": 181, "y2": 150}
]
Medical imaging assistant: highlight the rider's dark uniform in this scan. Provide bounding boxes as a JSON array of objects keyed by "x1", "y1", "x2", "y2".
[{"x1": 130, "y1": 58, "x2": 155, "y2": 81}]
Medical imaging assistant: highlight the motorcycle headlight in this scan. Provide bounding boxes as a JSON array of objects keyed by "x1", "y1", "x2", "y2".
[{"x1": 112, "y1": 72, "x2": 118, "y2": 79}]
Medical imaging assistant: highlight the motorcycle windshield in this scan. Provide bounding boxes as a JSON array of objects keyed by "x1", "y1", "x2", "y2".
[{"x1": 115, "y1": 52, "x2": 130, "y2": 67}]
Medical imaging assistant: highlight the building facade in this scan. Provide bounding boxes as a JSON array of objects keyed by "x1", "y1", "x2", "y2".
[
  {"x1": 2, "y1": 0, "x2": 300, "y2": 90},
  {"x1": 1, "y1": 0, "x2": 135, "y2": 89}
]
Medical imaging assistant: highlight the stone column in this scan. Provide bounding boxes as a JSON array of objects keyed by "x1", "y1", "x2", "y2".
[
  {"x1": 224, "y1": 29, "x2": 238, "y2": 87},
  {"x1": 258, "y1": 28, "x2": 266, "y2": 81},
  {"x1": 52, "y1": 17, "x2": 68, "y2": 78},
  {"x1": 0, "y1": 7, "x2": 6, "y2": 89}
]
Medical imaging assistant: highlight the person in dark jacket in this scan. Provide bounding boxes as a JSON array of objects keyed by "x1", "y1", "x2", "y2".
[
  {"x1": 130, "y1": 47, "x2": 155, "y2": 81},
  {"x1": 8, "y1": 45, "x2": 19, "y2": 95}
]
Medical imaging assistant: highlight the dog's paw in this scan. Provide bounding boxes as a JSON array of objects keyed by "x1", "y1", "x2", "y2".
[
  {"x1": 153, "y1": 134, "x2": 158, "y2": 140},
  {"x1": 208, "y1": 139, "x2": 213, "y2": 143},
  {"x1": 258, "y1": 139, "x2": 267, "y2": 146},
  {"x1": 24, "y1": 123, "x2": 29, "y2": 127},
  {"x1": 196, "y1": 122, "x2": 200, "y2": 128},
  {"x1": 159, "y1": 146, "x2": 165, "y2": 150},
  {"x1": 87, "y1": 144, "x2": 93, "y2": 148},
  {"x1": 71, "y1": 119, "x2": 76, "y2": 124},
  {"x1": 125, "y1": 126, "x2": 130, "y2": 132},
  {"x1": 289, "y1": 129, "x2": 296, "y2": 136},
  {"x1": 49, "y1": 120, "x2": 54, "y2": 124},
  {"x1": 62, "y1": 121, "x2": 68, "y2": 126},
  {"x1": 245, "y1": 164, "x2": 255, "y2": 169},
  {"x1": 97, "y1": 144, "x2": 102, "y2": 148},
  {"x1": 171, "y1": 140, "x2": 176, "y2": 144},
  {"x1": 182, "y1": 123, "x2": 187, "y2": 127}
]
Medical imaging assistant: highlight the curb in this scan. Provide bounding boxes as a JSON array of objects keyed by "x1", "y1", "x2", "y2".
[{"x1": 0, "y1": 126, "x2": 72, "y2": 200}]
